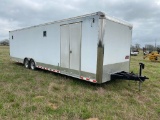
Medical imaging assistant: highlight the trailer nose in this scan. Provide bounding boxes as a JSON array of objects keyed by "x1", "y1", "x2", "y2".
[{"x1": 111, "y1": 63, "x2": 149, "y2": 91}]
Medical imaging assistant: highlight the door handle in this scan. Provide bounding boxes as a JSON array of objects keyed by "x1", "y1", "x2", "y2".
[{"x1": 70, "y1": 50, "x2": 72, "y2": 53}]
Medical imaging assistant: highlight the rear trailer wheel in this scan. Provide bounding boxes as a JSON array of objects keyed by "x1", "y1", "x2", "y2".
[
  {"x1": 30, "y1": 60, "x2": 36, "y2": 70},
  {"x1": 24, "y1": 59, "x2": 29, "y2": 68}
]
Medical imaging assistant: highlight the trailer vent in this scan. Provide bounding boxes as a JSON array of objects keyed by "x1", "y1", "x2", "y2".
[{"x1": 43, "y1": 31, "x2": 47, "y2": 37}]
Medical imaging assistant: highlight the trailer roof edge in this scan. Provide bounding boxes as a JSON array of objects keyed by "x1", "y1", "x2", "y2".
[
  {"x1": 105, "y1": 14, "x2": 133, "y2": 28},
  {"x1": 10, "y1": 11, "x2": 132, "y2": 32},
  {"x1": 97, "y1": 11, "x2": 133, "y2": 28}
]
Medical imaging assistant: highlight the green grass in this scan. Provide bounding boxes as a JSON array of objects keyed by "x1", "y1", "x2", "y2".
[{"x1": 0, "y1": 46, "x2": 159, "y2": 120}]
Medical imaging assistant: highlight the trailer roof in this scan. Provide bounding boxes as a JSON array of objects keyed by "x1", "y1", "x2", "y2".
[
  {"x1": 105, "y1": 14, "x2": 133, "y2": 28},
  {"x1": 10, "y1": 11, "x2": 132, "y2": 32}
]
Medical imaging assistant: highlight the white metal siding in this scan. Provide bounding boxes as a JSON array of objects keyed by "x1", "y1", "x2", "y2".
[
  {"x1": 60, "y1": 25, "x2": 70, "y2": 68},
  {"x1": 60, "y1": 22, "x2": 82, "y2": 71},
  {"x1": 102, "y1": 19, "x2": 132, "y2": 82},
  {"x1": 10, "y1": 24, "x2": 60, "y2": 66},
  {"x1": 69, "y1": 22, "x2": 82, "y2": 71},
  {"x1": 9, "y1": 15, "x2": 99, "y2": 75},
  {"x1": 81, "y1": 16, "x2": 99, "y2": 74},
  {"x1": 103, "y1": 19, "x2": 131, "y2": 65}
]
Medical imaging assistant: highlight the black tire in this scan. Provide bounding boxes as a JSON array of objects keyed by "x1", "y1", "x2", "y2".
[
  {"x1": 29, "y1": 59, "x2": 36, "y2": 70},
  {"x1": 24, "y1": 58, "x2": 29, "y2": 68}
]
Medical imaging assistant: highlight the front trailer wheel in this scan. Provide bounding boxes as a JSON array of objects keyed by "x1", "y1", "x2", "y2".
[
  {"x1": 29, "y1": 59, "x2": 36, "y2": 70},
  {"x1": 24, "y1": 58, "x2": 29, "y2": 68}
]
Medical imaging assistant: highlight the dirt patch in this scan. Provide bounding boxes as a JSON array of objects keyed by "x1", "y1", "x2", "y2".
[
  {"x1": 48, "y1": 82, "x2": 60, "y2": 92},
  {"x1": 136, "y1": 95, "x2": 151, "y2": 103},
  {"x1": 95, "y1": 87, "x2": 105, "y2": 95},
  {"x1": 34, "y1": 96, "x2": 45, "y2": 99},
  {"x1": 48, "y1": 102, "x2": 58, "y2": 110},
  {"x1": 86, "y1": 118, "x2": 99, "y2": 120}
]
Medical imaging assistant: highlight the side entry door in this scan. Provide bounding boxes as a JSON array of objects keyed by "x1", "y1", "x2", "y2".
[{"x1": 60, "y1": 22, "x2": 82, "y2": 76}]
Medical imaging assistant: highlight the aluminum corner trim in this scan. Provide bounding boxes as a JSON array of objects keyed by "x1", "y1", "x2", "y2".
[{"x1": 96, "y1": 41, "x2": 104, "y2": 83}]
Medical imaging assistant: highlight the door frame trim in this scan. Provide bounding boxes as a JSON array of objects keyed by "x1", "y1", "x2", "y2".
[{"x1": 60, "y1": 22, "x2": 82, "y2": 76}]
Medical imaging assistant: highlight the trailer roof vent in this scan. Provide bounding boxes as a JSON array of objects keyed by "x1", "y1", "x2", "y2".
[{"x1": 43, "y1": 31, "x2": 47, "y2": 37}]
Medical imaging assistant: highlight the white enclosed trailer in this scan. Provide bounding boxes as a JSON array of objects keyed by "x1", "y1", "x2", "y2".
[{"x1": 9, "y1": 11, "x2": 133, "y2": 84}]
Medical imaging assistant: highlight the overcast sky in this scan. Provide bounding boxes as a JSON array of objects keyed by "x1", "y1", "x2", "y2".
[{"x1": 0, "y1": 0, "x2": 160, "y2": 47}]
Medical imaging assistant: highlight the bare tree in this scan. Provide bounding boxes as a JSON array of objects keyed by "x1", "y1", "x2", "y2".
[
  {"x1": 0, "y1": 39, "x2": 9, "y2": 46},
  {"x1": 145, "y1": 44, "x2": 154, "y2": 53},
  {"x1": 135, "y1": 43, "x2": 140, "y2": 49}
]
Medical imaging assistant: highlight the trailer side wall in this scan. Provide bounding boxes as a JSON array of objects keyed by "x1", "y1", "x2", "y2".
[
  {"x1": 9, "y1": 15, "x2": 99, "y2": 80},
  {"x1": 102, "y1": 19, "x2": 132, "y2": 82}
]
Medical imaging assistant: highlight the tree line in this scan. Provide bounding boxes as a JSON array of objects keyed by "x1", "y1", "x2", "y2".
[{"x1": 0, "y1": 39, "x2": 9, "y2": 46}]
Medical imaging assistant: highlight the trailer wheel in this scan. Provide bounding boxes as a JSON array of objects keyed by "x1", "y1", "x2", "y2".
[
  {"x1": 29, "y1": 59, "x2": 36, "y2": 70},
  {"x1": 24, "y1": 58, "x2": 29, "y2": 68}
]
